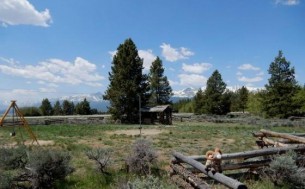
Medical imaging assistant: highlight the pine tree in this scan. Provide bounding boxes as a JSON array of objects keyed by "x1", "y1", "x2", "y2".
[
  {"x1": 62, "y1": 100, "x2": 74, "y2": 115},
  {"x1": 75, "y1": 98, "x2": 91, "y2": 115},
  {"x1": 103, "y1": 38, "x2": 149, "y2": 123},
  {"x1": 263, "y1": 51, "x2": 299, "y2": 118},
  {"x1": 236, "y1": 86, "x2": 249, "y2": 113},
  {"x1": 40, "y1": 98, "x2": 53, "y2": 116},
  {"x1": 193, "y1": 88, "x2": 204, "y2": 114},
  {"x1": 53, "y1": 100, "x2": 63, "y2": 115},
  {"x1": 148, "y1": 57, "x2": 172, "y2": 106},
  {"x1": 202, "y1": 70, "x2": 228, "y2": 115}
]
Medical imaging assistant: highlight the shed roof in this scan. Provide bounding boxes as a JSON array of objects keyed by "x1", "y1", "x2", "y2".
[{"x1": 141, "y1": 105, "x2": 171, "y2": 113}]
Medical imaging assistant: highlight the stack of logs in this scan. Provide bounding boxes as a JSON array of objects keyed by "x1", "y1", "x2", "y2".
[{"x1": 170, "y1": 129, "x2": 305, "y2": 189}]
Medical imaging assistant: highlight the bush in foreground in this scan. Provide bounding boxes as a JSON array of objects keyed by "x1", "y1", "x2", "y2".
[
  {"x1": 265, "y1": 151, "x2": 305, "y2": 188},
  {"x1": 126, "y1": 139, "x2": 158, "y2": 175}
]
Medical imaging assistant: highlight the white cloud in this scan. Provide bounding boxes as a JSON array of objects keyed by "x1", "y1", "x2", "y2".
[
  {"x1": 0, "y1": 89, "x2": 39, "y2": 106},
  {"x1": 236, "y1": 71, "x2": 243, "y2": 76},
  {"x1": 108, "y1": 50, "x2": 117, "y2": 59},
  {"x1": 138, "y1": 49, "x2": 157, "y2": 70},
  {"x1": 237, "y1": 76, "x2": 263, "y2": 83},
  {"x1": 275, "y1": 0, "x2": 300, "y2": 5},
  {"x1": 0, "y1": 57, "x2": 104, "y2": 87},
  {"x1": 0, "y1": 57, "x2": 19, "y2": 65},
  {"x1": 39, "y1": 87, "x2": 57, "y2": 93},
  {"x1": 168, "y1": 79, "x2": 179, "y2": 86},
  {"x1": 0, "y1": 0, "x2": 52, "y2": 27},
  {"x1": 178, "y1": 74, "x2": 207, "y2": 87},
  {"x1": 182, "y1": 63, "x2": 212, "y2": 74},
  {"x1": 238, "y1": 64, "x2": 260, "y2": 71},
  {"x1": 256, "y1": 71, "x2": 264, "y2": 76},
  {"x1": 160, "y1": 43, "x2": 194, "y2": 62}
]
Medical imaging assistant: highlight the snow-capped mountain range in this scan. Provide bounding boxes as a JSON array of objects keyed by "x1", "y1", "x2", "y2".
[{"x1": 0, "y1": 86, "x2": 262, "y2": 112}]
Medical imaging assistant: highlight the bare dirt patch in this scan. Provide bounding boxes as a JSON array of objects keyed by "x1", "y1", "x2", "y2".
[{"x1": 107, "y1": 128, "x2": 164, "y2": 136}]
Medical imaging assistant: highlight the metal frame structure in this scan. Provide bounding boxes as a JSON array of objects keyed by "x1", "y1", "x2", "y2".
[{"x1": 0, "y1": 100, "x2": 39, "y2": 145}]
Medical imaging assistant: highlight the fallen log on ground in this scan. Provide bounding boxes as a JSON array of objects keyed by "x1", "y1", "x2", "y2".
[
  {"x1": 173, "y1": 151, "x2": 248, "y2": 189},
  {"x1": 171, "y1": 164, "x2": 211, "y2": 189},
  {"x1": 172, "y1": 145, "x2": 305, "y2": 163},
  {"x1": 262, "y1": 138, "x2": 288, "y2": 147},
  {"x1": 171, "y1": 174, "x2": 194, "y2": 189},
  {"x1": 252, "y1": 132, "x2": 305, "y2": 138},
  {"x1": 187, "y1": 159, "x2": 271, "y2": 173},
  {"x1": 260, "y1": 129, "x2": 305, "y2": 144}
]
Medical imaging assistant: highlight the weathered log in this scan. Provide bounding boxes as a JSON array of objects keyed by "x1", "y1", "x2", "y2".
[
  {"x1": 188, "y1": 159, "x2": 271, "y2": 173},
  {"x1": 171, "y1": 174, "x2": 194, "y2": 189},
  {"x1": 171, "y1": 164, "x2": 211, "y2": 189},
  {"x1": 260, "y1": 129, "x2": 305, "y2": 144},
  {"x1": 173, "y1": 151, "x2": 247, "y2": 189},
  {"x1": 278, "y1": 138, "x2": 301, "y2": 144},
  {"x1": 172, "y1": 145, "x2": 305, "y2": 163},
  {"x1": 253, "y1": 131, "x2": 305, "y2": 138},
  {"x1": 263, "y1": 138, "x2": 288, "y2": 147}
]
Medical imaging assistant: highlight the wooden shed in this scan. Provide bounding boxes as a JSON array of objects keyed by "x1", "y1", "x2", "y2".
[{"x1": 141, "y1": 105, "x2": 172, "y2": 125}]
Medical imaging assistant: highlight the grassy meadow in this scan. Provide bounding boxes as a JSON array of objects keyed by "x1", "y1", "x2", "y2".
[{"x1": 1, "y1": 121, "x2": 305, "y2": 188}]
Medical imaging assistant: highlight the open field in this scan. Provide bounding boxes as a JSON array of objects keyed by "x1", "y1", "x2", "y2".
[{"x1": 1, "y1": 121, "x2": 305, "y2": 188}]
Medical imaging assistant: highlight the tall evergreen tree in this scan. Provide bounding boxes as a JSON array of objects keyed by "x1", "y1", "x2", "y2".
[
  {"x1": 75, "y1": 98, "x2": 91, "y2": 115},
  {"x1": 202, "y1": 70, "x2": 228, "y2": 115},
  {"x1": 148, "y1": 57, "x2": 172, "y2": 106},
  {"x1": 40, "y1": 98, "x2": 53, "y2": 116},
  {"x1": 235, "y1": 86, "x2": 249, "y2": 113},
  {"x1": 103, "y1": 38, "x2": 149, "y2": 123},
  {"x1": 53, "y1": 100, "x2": 63, "y2": 115},
  {"x1": 263, "y1": 51, "x2": 299, "y2": 118},
  {"x1": 193, "y1": 88, "x2": 204, "y2": 114},
  {"x1": 62, "y1": 100, "x2": 74, "y2": 115}
]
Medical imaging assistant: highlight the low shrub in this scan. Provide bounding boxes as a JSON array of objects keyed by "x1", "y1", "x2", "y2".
[
  {"x1": 86, "y1": 148, "x2": 112, "y2": 175},
  {"x1": 125, "y1": 139, "x2": 158, "y2": 175},
  {"x1": 25, "y1": 149, "x2": 74, "y2": 188},
  {"x1": 0, "y1": 146, "x2": 27, "y2": 170},
  {"x1": 265, "y1": 151, "x2": 305, "y2": 188}
]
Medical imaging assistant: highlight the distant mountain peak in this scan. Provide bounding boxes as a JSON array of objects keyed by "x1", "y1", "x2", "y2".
[{"x1": 173, "y1": 87, "x2": 198, "y2": 98}]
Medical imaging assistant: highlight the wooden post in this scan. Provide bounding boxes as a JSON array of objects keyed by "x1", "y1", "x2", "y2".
[
  {"x1": 172, "y1": 145, "x2": 305, "y2": 163},
  {"x1": 173, "y1": 151, "x2": 247, "y2": 189},
  {"x1": 260, "y1": 129, "x2": 305, "y2": 144}
]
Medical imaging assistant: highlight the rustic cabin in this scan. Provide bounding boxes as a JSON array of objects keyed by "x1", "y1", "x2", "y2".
[{"x1": 141, "y1": 105, "x2": 172, "y2": 125}]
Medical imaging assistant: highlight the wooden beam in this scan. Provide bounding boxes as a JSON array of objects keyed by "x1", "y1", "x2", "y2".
[
  {"x1": 172, "y1": 145, "x2": 305, "y2": 163},
  {"x1": 188, "y1": 159, "x2": 271, "y2": 172},
  {"x1": 260, "y1": 129, "x2": 305, "y2": 144},
  {"x1": 173, "y1": 151, "x2": 247, "y2": 189},
  {"x1": 171, "y1": 164, "x2": 211, "y2": 189},
  {"x1": 262, "y1": 138, "x2": 288, "y2": 147},
  {"x1": 171, "y1": 174, "x2": 194, "y2": 189},
  {"x1": 253, "y1": 131, "x2": 305, "y2": 138}
]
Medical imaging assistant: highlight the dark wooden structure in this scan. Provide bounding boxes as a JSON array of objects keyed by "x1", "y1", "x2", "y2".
[{"x1": 141, "y1": 105, "x2": 172, "y2": 125}]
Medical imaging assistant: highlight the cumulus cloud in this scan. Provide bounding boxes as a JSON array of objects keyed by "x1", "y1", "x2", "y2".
[
  {"x1": 108, "y1": 49, "x2": 157, "y2": 71},
  {"x1": 138, "y1": 49, "x2": 157, "y2": 70},
  {"x1": 275, "y1": 0, "x2": 300, "y2": 5},
  {"x1": 178, "y1": 74, "x2": 207, "y2": 87},
  {"x1": 236, "y1": 63, "x2": 264, "y2": 84},
  {"x1": 238, "y1": 64, "x2": 260, "y2": 71},
  {"x1": 0, "y1": 57, "x2": 104, "y2": 87},
  {"x1": 160, "y1": 43, "x2": 194, "y2": 62},
  {"x1": 0, "y1": 89, "x2": 39, "y2": 106},
  {"x1": 182, "y1": 63, "x2": 212, "y2": 74},
  {"x1": 0, "y1": 0, "x2": 52, "y2": 27},
  {"x1": 237, "y1": 76, "x2": 263, "y2": 83}
]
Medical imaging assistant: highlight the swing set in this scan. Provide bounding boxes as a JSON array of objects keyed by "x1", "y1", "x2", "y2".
[{"x1": 0, "y1": 100, "x2": 39, "y2": 145}]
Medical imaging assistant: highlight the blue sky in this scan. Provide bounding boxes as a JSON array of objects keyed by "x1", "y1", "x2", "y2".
[{"x1": 0, "y1": 0, "x2": 304, "y2": 105}]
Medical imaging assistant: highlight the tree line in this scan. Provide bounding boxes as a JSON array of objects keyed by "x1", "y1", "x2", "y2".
[
  {"x1": 175, "y1": 51, "x2": 305, "y2": 119},
  {"x1": 20, "y1": 98, "x2": 98, "y2": 116},
  {"x1": 103, "y1": 38, "x2": 173, "y2": 123}
]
